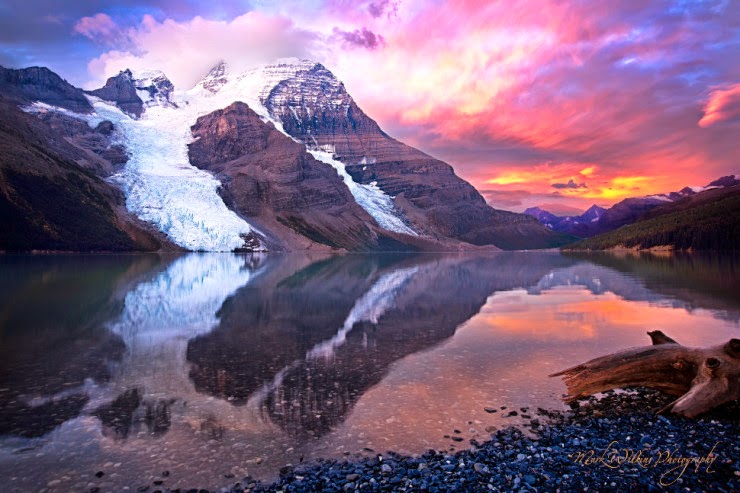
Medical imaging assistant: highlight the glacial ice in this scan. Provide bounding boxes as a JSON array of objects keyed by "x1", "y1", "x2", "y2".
[{"x1": 88, "y1": 98, "x2": 259, "y2": 251}]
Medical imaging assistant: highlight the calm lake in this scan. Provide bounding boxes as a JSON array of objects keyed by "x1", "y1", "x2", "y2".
[{"x1": 0, "y1": 252, "x2": 738, "y2": 492}]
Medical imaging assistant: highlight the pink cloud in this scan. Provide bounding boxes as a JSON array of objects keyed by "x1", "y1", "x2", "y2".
[
  {"x1": 84, "y1": 12, "x2": 318, "y2": 89},
  {"x1": 332, "y1": 27, "x2": 385, "y2": 49},
  {"x1": 699, "y1": 83, "x2": 740, "y2": 127},
  {"x1": 74, "y1": 13, "x2": 127, "y2": 45}
]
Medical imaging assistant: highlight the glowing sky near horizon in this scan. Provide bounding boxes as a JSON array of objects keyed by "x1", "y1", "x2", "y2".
[{"x1": 1, "y1": 0, "x2": 738, "y2": 214}]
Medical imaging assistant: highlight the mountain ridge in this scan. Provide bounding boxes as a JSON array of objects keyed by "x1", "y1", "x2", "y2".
[
  {"x1": 527, "y1": 176, "x2": 739, "y2": 238},
  {"x1": 0, "y1": 60, "x2": 585, "y2": 252}
]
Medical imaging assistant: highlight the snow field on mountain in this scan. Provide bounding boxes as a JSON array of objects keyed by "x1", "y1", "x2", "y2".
[
  {"x1": 310, "y1": 150, "x2": 418, "y2": 236},
  {"x1": 31, "y1": 59, "x2": 419, "y2": 248}
]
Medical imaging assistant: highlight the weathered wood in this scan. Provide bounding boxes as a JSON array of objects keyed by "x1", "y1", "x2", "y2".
[{"x1": 550, "y1": 332, "x2": 740, "y2": 418}]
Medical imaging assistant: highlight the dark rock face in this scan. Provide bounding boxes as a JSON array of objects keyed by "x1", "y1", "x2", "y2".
[
  {"x1": 261, "y1": 61, "x2": 571, "y2": 249},
  {"x1": 37, "y1": 111, "x2": 128, "y2": 170},
  {"x1": 0, "y1": 97, "x2": 162, "y2": 251},
  {"x1": 86, "y1": 69, "x2": 144, "y2": 117},
  {"x1": 189, "y1": 102, "x2": 419, "y2": 251},
  {"x1": 0, "y1": 65, "x2": 92, "y2": 113},
  {"x1": 86, "y1": 69, "x2": 176, "y2": 118}
]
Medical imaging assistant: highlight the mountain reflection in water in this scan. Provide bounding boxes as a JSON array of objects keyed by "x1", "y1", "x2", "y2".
[{"x1": 0, "y1": 251, "x2": 737, "y2": 492}]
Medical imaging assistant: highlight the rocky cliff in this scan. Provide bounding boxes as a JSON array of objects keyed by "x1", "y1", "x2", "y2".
[
  {"x1": 86, "y1": 69, "x2": 176, "y2": 118},
  {"x1": 0, "y1": 66, "x2": 92, "y2": 113},
  {"x1": 188, "y1": 102, "x2": 444, "y2": 251}
]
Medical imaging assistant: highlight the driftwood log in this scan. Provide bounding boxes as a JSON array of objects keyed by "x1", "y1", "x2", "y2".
[{"x1": 550, "y1": 331, "x2": 740, "y2": 418}]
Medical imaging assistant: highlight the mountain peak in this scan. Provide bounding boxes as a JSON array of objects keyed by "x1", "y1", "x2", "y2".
[
  {"x1": 199, "y1": 61, "x2": 229, "y2": 93},
  {"x1": 119, "y1": 68, "x2": 133, "y2": 79},
  {"x1": 131, "y1": 69, "x2": 175, "y2": 109},
  {"x1": 523, "y1": 207, "x2": 560, "y2": 225},
  {"x1": 0, "y1": 65, "x2": 93, "y2": 113},
  {"x1": 87, "y1": 68, "x2": 175, "y2": 117},
  {"x1": 270, "y1": 57, "x2": 323, "y2": 70}
]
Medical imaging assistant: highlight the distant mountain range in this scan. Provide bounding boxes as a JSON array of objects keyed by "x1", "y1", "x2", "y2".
[
  {"x1": 0, "y1": 61, "x2": 573, "y2": 252},
  {"x1": 524, "y1": 204, "x2": 607, "y2": 234},
  {"x1": 525, "y1": 175, "x2": 740, "y2": 240},
  {"x1": 564, "y1": 183, "x2": 740, "y2": 251}
]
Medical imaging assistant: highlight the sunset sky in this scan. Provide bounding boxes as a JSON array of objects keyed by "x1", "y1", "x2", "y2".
[{"x1": 1, "y1": 0, "x2": 738, "y2": 214}]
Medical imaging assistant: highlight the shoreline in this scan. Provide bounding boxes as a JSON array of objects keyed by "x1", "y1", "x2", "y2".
[{"x1": 132, "y1": 389, "x2": 737, "y2": 493}]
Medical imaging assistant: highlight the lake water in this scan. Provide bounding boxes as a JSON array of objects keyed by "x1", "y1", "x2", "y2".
[{"x1": 0, "y1": 252, "x2": 738, "y2": 492}]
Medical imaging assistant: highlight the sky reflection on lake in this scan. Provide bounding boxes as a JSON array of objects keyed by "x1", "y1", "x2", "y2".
[{"x1": 0, "y1": 251, "x2": 737, "y2": 492}]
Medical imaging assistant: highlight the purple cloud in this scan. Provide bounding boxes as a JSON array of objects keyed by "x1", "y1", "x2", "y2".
[
  {"x1": 368, "y1": 0, "x2": 398, "y2": 18},
  {"x1": 333, "y1": 27, "x2": 385, "y2": 49},
  {"x1": 551, "y1": 179, "x2": 587, "y2": 189}
]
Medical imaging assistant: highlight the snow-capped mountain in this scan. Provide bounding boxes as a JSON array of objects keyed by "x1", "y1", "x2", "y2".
[
  {"x1": 527, "y1": 176, "x2": 739, "y2": 238},
  {"x1": 0, "y1": 60, "x2": 572, "y2": 252}
]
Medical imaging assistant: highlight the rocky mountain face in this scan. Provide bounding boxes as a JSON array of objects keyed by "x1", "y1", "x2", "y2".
[
  {"x1": 86, "y1": 69, "x2": 176, "y2": 117},
  {"x1": 0, "y1": 95, "x2": 166, "y2": 251},
  {"x1": 188, "y1": 102, "x2": 418, "y2": 251},
  {"x1": 0, "y1": 66, "x2": 92, "y2": 113},
  {"x1": 258, "y1": 61, "x2": 570, "y2": 249},
  {"x1": 528, "y1": 177, "x2": 739, "y2": 239}
]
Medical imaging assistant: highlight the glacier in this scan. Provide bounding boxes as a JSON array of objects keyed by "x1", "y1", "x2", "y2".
[{"x1": 89, "y1": 98, "x2": 260, "y2": 252}]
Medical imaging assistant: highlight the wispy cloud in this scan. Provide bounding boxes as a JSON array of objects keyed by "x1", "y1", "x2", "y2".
[
  {"x1": 83, "y1": 12, "x2": 318, "y2": 89},
  {"x1": 699, "y1": 83, "x2": 740, "y2": 127},
  {"x1": 552, "y1": 179, "x2": 587, "y2": 190}
]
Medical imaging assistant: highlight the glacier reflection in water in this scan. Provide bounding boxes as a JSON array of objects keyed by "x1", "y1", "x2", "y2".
[{"x1": 0, "y1": 251, "x2": 738, "y2": 492}]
